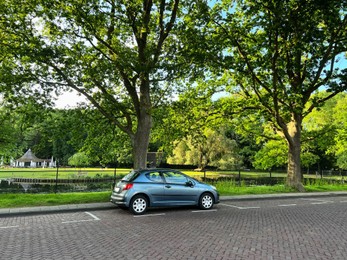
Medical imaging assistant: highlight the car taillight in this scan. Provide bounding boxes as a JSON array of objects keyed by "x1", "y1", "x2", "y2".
[{"x1": 123, "y1": 183, "x2": 133, "y2": 191}]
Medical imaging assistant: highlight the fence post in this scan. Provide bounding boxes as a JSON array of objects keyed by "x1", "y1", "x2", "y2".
[
  {"x1": 55, "y1": 160, "x2": 59, "y2": 193},
  {"x1": 113, "y1": 161, "x2": 117, "y2": 189},
  {"x1": 238, "y1": 168, "x2": 241, "y2": 187}
]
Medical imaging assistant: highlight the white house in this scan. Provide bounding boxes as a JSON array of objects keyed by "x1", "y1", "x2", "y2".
[{"x1": 13, "y1": 149, "x2": 56, "y2": 168}]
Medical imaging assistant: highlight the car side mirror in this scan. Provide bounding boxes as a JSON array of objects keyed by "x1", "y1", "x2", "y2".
[{"x1": 186, "y1": 180, "x2": 194, "y2": 187}]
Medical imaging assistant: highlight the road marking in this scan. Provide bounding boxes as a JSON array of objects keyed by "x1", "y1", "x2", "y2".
[
  {"x1": 191, "y1": 209, "x2": 217, "y2": 213},
  {"x1": 62, "y1": 212, "x2": 100, "y2": 224},
  {"x1": 301, "y1": 198, "x2": 333, "y2": 202},
  {"x1": 220, "y1": 203, "x2": 260, "y2": 209},
  {"x1": 311, "y1": 201, "x2": 333, "y2": 205},
  {"x1": 62, "y1": 219, "x2": 94, "y2": 224},
  {"x1": 278, "y1": 204, "x2": 297, "y2": 207},
  {"x1": 0, "y1": 225, "x2": 19, "y2": 229},
  {"x1": 133, "y1": 213, "x2": 166, "y2": 218},
  {"x1": 85, "y1": 212, "x2": 100, "y2": 221},
  {"x1": 301, "y1": 198, "x2": 334, "y2": 205},
  {"x1": 340, "y1": 200, "x2": 347, "y2": 203}
]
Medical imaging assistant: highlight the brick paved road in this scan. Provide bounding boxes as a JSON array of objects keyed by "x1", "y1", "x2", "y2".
[{"x1": 1, "y1": 196, "x2": 347, "y2": 260}]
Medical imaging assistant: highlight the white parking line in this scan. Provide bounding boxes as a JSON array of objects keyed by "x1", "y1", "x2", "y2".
[
  {"x1": 62, "y1": 219, "x2": 95, "y2": 224},
  {"x1": 0, "y1": 225, "x2": 19, "y2": 229},
  {"x1": 191, "y1": 209, "x2": 218, "y2": 213},
  {"x1": 340, "y1": 200, "x2": 347, "y2": 203},
  {"x1": 85, "y1": 212, "x2": 100, "y2": 221},
  {"x1": 133, "y1": 213, "x2": 166, "y2": 218},
  {"x1": 220, "y1": 203, "x2": 260, "y2": 209},
  {"x1": 278, "y1": 204, "x2": 297, "y2": 207},
  {"x1": 62, "y1": 212, "x2": 100, "y2": 224},
  {"x1": 301, "y1": 198, "x2": 334, "y2": 205}
]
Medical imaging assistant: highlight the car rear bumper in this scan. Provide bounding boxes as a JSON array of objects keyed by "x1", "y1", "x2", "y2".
[{"x1": 110, "y1": 194, "x2": 127, "y2": 206}]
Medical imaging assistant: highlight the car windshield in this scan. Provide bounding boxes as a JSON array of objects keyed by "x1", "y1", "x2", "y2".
[{"x1": 122, "y1": 170, "x2": 141, "y2": 182}]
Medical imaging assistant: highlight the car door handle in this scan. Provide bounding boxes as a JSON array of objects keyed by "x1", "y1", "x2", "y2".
[{"x1": 165, "y1": 185, "x2": 171, "y2": 188}]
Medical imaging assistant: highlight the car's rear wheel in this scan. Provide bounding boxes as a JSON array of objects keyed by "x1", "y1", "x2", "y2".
[
  {"x1": 130, "y1": 195, "x2": 148, "y2": 215},
  {"x1": 199, "y1": 193, "x2": 214, "y2": 210}
]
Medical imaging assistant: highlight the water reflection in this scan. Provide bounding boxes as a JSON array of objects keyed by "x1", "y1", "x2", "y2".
[
  {"x1": 0, "y1": 179, "x2": 112, "y2": 193},
  {"x1": 0, "y1": 179, "x2": 24, "y2": 193}
]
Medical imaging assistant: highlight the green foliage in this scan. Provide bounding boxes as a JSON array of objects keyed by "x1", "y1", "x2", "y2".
[
  {"x1": 253, "y1": 140, "x2": 287, "y2": 170},
  {"x1": 0, "y1": 99, "x2": 55, "y2": 162},
  {"x1": 168, "y1": 127, "x2": 243, "y2": 170},
  {"x1": 68, "y1": 152, "x2": 90, "y2": 167},
  {"x1": 0, "y1": 0, "x2": 198, "y2": 169},
  {"x1": 330, "y1": 94, "x2": 347, "y2": 169},
  {"x1": 1, "y1": 0, "x2": 347, "y2": 174},
  {"x1": 79, "y1": 111, "x2": 133, "y2": 166},
  {"x1": 203, "y1": 0, "x2": 347, "y2": 186},
  {"x1": 0, "y1": 108, "x2": 21, "y2": 161},
  {"x1": 153, "y1": 80, "x2": 230, "y2": 167},
  {"x1": 27, "y1": 109, "x2": 88, "y2": 164}
]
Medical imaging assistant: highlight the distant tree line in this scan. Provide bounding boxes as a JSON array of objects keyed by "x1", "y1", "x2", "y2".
[{"x1": 1, "y1": 92, "x2": 347, "y2": 174}]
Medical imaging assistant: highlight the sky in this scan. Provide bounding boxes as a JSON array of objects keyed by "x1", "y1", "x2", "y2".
[{"x1": 54, "y1": 90, "x2": 87, "y2": 109}]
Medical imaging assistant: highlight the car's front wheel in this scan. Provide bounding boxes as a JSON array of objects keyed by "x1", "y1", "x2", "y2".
[
  {"x1": 199, "y1": 193, "x2": 214, "y2": 210},
  {"x1": 130, "y1": 195, "x2": 148, "y2": 215}
]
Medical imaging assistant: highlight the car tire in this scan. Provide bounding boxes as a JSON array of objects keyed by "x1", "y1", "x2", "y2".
[
  {"x1": 130, "y1": 195, "x2": 148, "y2": 215},
  {"x1": 199, "y1": 192, "x2": 214, "y2": 210}
]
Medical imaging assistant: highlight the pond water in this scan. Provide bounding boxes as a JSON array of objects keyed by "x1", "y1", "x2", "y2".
[{"x1": 0, "y1": 179, "x2": 113, "y2": 193}]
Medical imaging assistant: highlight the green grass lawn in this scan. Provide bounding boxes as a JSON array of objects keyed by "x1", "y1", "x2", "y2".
[
  {"x1": 1, "y1": 167, "x2": 338, "y2": 180},
  {"x1": 0, "y1": 167, "x2": 130, "y2": 179},
  {"x1": 0, "y1": 192, "x2": 111, "y2": 208}
]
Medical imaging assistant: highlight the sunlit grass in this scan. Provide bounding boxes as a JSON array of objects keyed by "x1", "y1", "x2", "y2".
[
  {"x1": 0, "y1": 167, "x2": 130, "y2": 179},
  {"x1": 0, "y1": 192, "x2": 111, "y2": 208}
]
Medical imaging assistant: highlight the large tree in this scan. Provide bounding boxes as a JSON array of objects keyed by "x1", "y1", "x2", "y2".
[
  {"x1": 209, "y1": 0, "x2": 347, "y2": 190},
  {"x1": 0, "y1": 0, "x2": 194, "y2": 169}
]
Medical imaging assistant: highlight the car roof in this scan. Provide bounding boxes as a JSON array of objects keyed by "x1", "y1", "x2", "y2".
[{"x1": 137, "y1": 168, "x2": 178, "y2": 172}]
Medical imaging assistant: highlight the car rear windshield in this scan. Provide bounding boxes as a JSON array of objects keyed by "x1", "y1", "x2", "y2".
[{"x1": 122, "y1": 170, "x2": 141, "y2": 182}]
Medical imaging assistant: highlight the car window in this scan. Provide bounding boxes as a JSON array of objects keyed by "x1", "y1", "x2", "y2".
[
  {"x1": 145, "y1": 171, "x2": 163, "y2": 183},
  {"x1": 122, "y1": 170, "x2": 141, "y2": 182},
  {"x1": 163, "y1": 171, "x2": 188, "y2": 184}
]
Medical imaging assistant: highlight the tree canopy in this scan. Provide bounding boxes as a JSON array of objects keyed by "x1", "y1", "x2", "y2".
[
  {"x1": 1, "y1": 0, "x2": 347, "y2": 189},
  {"x1": 0, "y1": 0, "x2": 198, "y2": 169},
  {"x1": 204, "y1": 0, "x2": 347, "y2": 190}
]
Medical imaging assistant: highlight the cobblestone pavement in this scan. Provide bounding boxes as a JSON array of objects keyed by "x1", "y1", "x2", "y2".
[{"x1": 1, "y1": 196, "x2": 347, "y2": 260}]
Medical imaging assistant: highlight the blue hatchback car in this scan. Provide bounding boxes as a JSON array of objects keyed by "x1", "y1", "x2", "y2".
[{"x1": 110, "y1": 168, "x2": 219, "y2": 215}]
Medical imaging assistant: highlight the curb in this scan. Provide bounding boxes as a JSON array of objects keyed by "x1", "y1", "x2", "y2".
[{"x1": 220, "y1": 191, "x2": 347, "y2": 201}]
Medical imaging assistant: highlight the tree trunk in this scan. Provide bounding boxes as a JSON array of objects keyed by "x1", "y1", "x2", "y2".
[
  {"x1": 285, "y1": 115, "x2": 305, "y2": 192},
  {"x1": 132, "y1": 111, "x2": 152, "y2": 170},
  {"x1": 132, "y1": 76, "x2": 152, "y2": 170}
]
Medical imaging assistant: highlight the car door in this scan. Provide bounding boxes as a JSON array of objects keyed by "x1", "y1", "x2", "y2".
[
  {"x1": 143, "y1": 171, "x2": 166, "y2": 206},
  {"x1": 162, "y1": 170, "x2": 198, "y2": 205}
]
